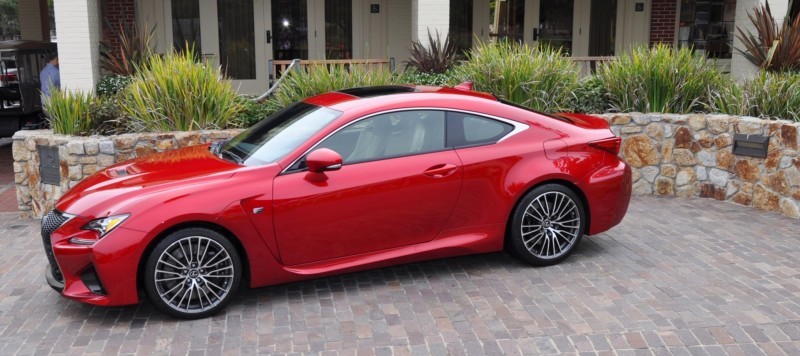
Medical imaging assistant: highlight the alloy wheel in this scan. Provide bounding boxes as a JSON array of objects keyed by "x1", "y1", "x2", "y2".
[{"x1": 520, "y1": 191, "x2": 581, "y2": 260}]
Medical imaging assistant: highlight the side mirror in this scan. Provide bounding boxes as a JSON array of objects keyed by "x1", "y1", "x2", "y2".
[{"x1": 306, "y1": 148, "x2": 343, "y2": 173}]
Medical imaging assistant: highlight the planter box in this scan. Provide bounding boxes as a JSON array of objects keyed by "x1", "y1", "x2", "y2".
[{"x1": 12, "y1": 129, "x2": 242, "y2": 218}]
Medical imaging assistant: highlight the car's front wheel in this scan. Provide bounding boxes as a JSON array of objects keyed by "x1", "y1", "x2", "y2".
[
  {"x1": 144, "y1": 228, "x2": 242, "y2": 319},
  {"x1": 508, "y1": 184, "x2": 586, "y2": 266}
]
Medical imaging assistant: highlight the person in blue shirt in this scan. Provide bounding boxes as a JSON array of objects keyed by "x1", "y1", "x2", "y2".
[{"x1": 40, "y1": 53, "x2": 60, "y2": 97}]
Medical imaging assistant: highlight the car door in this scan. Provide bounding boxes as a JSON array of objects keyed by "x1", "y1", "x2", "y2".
[{"x1": 272, "y1": 110, "x2": 463, "y2": 265}]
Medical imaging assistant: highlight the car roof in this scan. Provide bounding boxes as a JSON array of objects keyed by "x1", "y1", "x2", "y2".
[{"x1": 303, "y1": 84, "x2": 499, "y2": 111}]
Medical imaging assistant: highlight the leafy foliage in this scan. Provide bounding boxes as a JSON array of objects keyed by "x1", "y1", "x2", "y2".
[
  {"x1": 96, "y1": 75, "x2": 133, "y2": 97},
  {"x1": 405, "y1": 30, "x2": 460, "y2": 74},
  {"x1": 735, "y1": 3, "x2": 800, "y2": 72},
  {"x1": 266, "y1": 64, "x2": 398, "y2": 114},
  {"x1": 709, "y1": 71, "x2": 800, "y2": 122},
  {"x1": 100, "y1": 22, "x2": 156, "y2": 76},
  {"x1": 451, "y1": 40, "x2": 580, "y2": 112},
  {"x1": 596, "y1": 45, "x2": 725, "y2": 113},
  {"x1": 399, "y1": 69, "x2": 457, "y2": 86},
  {"x1": 43, "y1": 90, "x2": 94, "y2": 135},
  {"x1": 568, "y1": 76, "x2": 610, "y2": 114},
  {"x1": 233, "y1": 96, "x2": 272, "y2": 127},
  {"x1": 119, "y1": 50, "x2": 243, "y2": 132},
  {"x1": 0, "y1": 0, "x2": 18, "y2": 37}
]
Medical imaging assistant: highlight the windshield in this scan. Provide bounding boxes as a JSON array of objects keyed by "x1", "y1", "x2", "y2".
[{"x1": 222, "y1": 102, "x2": 341, "y2": 166}]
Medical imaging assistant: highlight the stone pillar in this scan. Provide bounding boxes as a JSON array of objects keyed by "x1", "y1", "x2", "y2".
[
  {"x1": 53, "y1": 0, "x2": 102, "y2": 93},
  {"x1": 411, "y1": 0, "x2": 450, "y2": 47},
  {"x1": 18, "y1": 0, "x2": 50, "y2": 41},
  {"x1": 732, "y1": 0, "x2": 789, "y2": 82}
]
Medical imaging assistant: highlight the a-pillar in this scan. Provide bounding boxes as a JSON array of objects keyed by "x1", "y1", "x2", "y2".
[
  {"x1": 411, "y1": 0, "x2": 450, "y2": 48},
  {"x1": 18, "y1": 0, "x2": 50, "y2": 41},
  {"x1": 53, "y1": 0, "x2": 102, "y2": 93}
]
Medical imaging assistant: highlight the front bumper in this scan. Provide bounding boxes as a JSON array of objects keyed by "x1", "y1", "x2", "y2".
[{"x1": 42, "y1": 212, "x2": 147, "y2": 307}]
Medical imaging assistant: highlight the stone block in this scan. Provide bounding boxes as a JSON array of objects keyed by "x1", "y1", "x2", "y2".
[
  {"x1": 66, "y1": 140, "x2": 84, "y2": 155},
  {"x1": 661, "y1": 140, "x2": 674, "y2": 163},
  {"x1": 697, "y1": 150, "x2": 716, "y2": 167},
  {"x1": 676, "y1": 168, "x2": 696, "y2": 186},
  {"x1": 12, "y1": 141, "x2": 29, "y2": 161},
  {"x1": 753, "y1": 184, "x2": 780, "y2": 212},
  {"x1": 655, "y1": 177, "x2": 674, "y2": 196},
  {"x1": 642, "y1": 166, "x2": 659, "y2": 183},
  {"x1": 661, "y1": 164, "x2": 677, "y2": 178},
  {"x1": 765, "y1": 170, "x2": 790, "y2": 195},
  {"x1": 699, "y1": 183, "x2": 726, "y2": 200},
  {"x1": 765, "y1": 150, "x2": 781, "y2": 171},
  {"x1": 780, "y1": 198, "x2": 800, "y2": 218},
  {"x1": 84, "y1": 141, "x2": 99, "y2": 155},
  {"x1": 726, "y1": 181, "x2": 740, "y2": 198},
  {"x1": 674, "y1": 127, "x2": 693, "y2": 148},
  {"x1": 781, "y1": 124, "x2": 798, "y2": 149},
  {"x1": 621, "y1": 125, "x2": 642, "y2": 134},
  {"x1": 610, "y1": 114, "x2": 631, "y2": 125},
  {"x1": 696, "y1": 166, "x2": 708, "y2": 181},
  {"x1": 709, "y1": 168, "x2": 730, "y2": 187},
  {"x1": 673, "y1": 149, "x2": 695, "y2": 166},
  {"x1": 632, "y1": 179, "x2": 653, "y2": 195},
  {"x1": 82, "y1": 165, "x2": 98, "y2": 176},
  {"x1": 735, "y1": 117, "x2": 765, "y2": 135},
  {"x1": 734, "y1": 159, "x2": 760, "y2": 182},
  {"x1": 787, "y1": 167, "x2": 800, "y2": 187},
  {"x1": 79, "y1": 156, "x2": 97, "y2": 165},
  {"x1": 716, "y1": 148, "x2": 734, "y2": 171},
  {"x1": 99, "y1": 140, "x2": 115, "y2": 154},
  {"x1": 97, "y1": 154, "x2": 115, "y2": 167},
  {"x1": 706, "y1": 115, "x2": 730, "y2": 134},
  {"x1": 688, "y1": 115, "x2": 706, "y2": 130},
  {"x1": 715, "y1": 133, "x2": 732, "y2": 148},
  {"x1": 622, "y1": 135, "x2": 660, "y2": 168},
  {"x1": 68, "y1": 166, "x2": 82, "y2": 181},
  {"x1": 646, "y1": 123, "x2": 664, "y2": 140},
  {"x1": 632, "y1": 114, "x2": 652, "y2": 125}
]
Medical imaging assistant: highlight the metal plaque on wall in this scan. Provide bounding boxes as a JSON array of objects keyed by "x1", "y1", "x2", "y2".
[{"x1": 38, "y1": 146, "x2": 61, "y2": 185}]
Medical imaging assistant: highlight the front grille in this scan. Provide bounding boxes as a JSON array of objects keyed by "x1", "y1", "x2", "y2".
[{"x1": 41, "y1": 210, "x2": 71, "y2": 283}]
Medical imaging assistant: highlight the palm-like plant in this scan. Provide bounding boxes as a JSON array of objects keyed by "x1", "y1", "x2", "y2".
[
  {"x1": 99, "y1": 21, "x2": 156, "y2": 76},
  {"x1": 735, "y1": 2, "x2": 800, "y2": 72},
  {"x1": 405, "y1": 30, "x2": 459, "y2": 74}
]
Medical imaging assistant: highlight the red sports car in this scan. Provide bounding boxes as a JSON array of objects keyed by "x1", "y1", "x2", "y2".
[{"x1": 42, "y1": 85, "x2": 631, "y2": 319}]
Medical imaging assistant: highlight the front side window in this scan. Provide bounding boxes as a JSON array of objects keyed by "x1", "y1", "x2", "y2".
[
  {"x1": 315, "y1": 110, "x2": 446, "y2": 164},
  {"x1": 447, "y1": 112, "x2": 514, "y2": 148},
  {"x1": 678, "y1": 0, "x2": 736, "y2": 59},
  {"x1": 222, "y1": 102, "x2": 341, "y2": 166}
]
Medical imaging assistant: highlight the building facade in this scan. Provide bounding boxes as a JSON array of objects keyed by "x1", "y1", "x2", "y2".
[{"x1": 19, "y1": 0, "x2": 796, "y2": 94}]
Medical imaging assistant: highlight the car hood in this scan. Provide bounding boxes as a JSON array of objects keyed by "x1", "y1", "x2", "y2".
[{"x1": 56, "y1": 144, "x2": 240, "y2": 219}]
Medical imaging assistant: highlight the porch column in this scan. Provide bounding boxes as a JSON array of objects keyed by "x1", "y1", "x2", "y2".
[
  {"x1": 53, "y1": 0, "x2": 102, "y2": 93},
  {"x1": 732, "y1": 0, "x2": 789, "y2": 82},
  {"x1": 18, "y1": 0, "x2": 50, "y2": 41},
  {"x1": 411, "y1": 0, "x2": 449, "y2": 47}
]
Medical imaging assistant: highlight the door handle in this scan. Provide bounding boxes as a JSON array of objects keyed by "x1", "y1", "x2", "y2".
[
  {"x1": 423, "y1": 164, "x2": 458, "y2": 178},
  {"x1": 533, "y1": 28, "x2": 539, "y2": 41},
  {"x1": 266, "y1": 30, "x2": 272, "y2": 44}
]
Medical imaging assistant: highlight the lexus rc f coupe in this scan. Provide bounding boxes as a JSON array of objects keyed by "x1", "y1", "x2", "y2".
[{"x1": 41, "y1": 84, "x2": 631, "y2": 319}]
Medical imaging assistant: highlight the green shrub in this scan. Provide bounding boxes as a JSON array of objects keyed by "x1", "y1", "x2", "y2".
[
  {"x1": 451, "y1": 41, "x2": 580, "y2": 112},
  {"x1": 267, "y1": 64, "x2": 398, "y2": 113},
  {"x1": 568, "y1": 75, "x2": 610, "y2": 114},
  {"x1": 96, "y1": 75, "x2": 133, "y2": 97},
  {"x1": 399, "y1": 69, "x2": 457, "y2": 86},
  {"x1": 233, "y1": 96, "x2": 272, "y2": 127},
  {"x1": 597, "y1": 44, "x2": 726, "y2": 113},
  {"x1": 43, "y1": 90, "x2": 94, "y2": 135},
  {"x1": 120, "y1": 50, "x2": 243, "y2": 132},
  {"x1": 88, "y1": 95, "x2": 128, "y2": 135},
  {"x1": 710, "y1": 71, "x2": 800, "y2": 122},
  {"x1": 405, "y1": 30, "x2": 460, "y2": 74}
]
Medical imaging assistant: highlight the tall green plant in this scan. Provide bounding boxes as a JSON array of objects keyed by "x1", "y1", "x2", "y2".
[
  {"x1": 735, "y1": 3, "x2": 800, "y2": 72},
  {"x1": 451, "y1": 40, "x2": 580, "y2": 112},
  {"x1": 267, "y1": 64, "x2": 398, "y2": 113},
  {"x1": 100, "y1": 21, "x2": 156, "y2": 76},
  {"x1": 43, "y1": 90, "x2": 94, "y2": 135},
  {"x1": 120, "y1": 49, "x2": 243, "y2": 132},
  {"x1": 597, "y1": 45, "x2": 725, "y2": 113},
  {"x1": 405, "y1": 30, "x2": 460, "y2": 74}
]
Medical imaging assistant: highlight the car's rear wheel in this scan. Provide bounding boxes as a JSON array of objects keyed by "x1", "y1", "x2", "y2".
[
  {"x1": 144, "y1": 228, "x2": 242, "y2": 319},
  {"x1": 508, "y1": 184, "x2": 586, "y2": 266}
]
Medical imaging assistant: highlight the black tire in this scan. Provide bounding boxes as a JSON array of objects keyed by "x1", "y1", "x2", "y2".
[
  {"x1": 508, "y1": 184, "x2": 586, "y2": 266},
  {"x1": 144, "y1": 228, "x2": 242, "y2": 319}
]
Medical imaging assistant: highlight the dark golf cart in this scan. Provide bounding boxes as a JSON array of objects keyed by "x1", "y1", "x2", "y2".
[{"x1": 0, "y1": 40, "x2": 57, "y2": 137}]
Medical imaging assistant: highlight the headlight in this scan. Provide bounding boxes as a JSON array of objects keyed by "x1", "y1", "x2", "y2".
[{"x1": 81, "y1": 214, "x2": 130, "y2": 238}]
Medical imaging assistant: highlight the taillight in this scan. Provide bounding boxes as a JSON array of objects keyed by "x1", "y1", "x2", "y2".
[{"x1": 589, "y1": 137, "x2": 622, "y2": 155}]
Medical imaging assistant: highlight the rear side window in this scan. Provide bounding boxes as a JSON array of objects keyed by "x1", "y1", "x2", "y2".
[{"x1": 446, "y1": 112, "x2": 514, "y2": 148}]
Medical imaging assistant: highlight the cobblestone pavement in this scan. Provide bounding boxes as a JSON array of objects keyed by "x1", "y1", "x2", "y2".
[{"x1": 0, "y1": 196, "x2": 799, "y2": 355}]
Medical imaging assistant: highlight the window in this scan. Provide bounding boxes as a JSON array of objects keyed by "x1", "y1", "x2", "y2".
[
  {"x1": 678, "y1": 0, "x2": 736, "y2": 59},
  {"x1": 449, "y1": 0, "x2": 473, "y2": 55},
  {"x1": 171, "y1": 0, "x2": 201, "y2": 51},
  {"x1": 315, "y1": 111, "x2": 446, "y2": 164},
  {"x1": 447, "y1": 112, "x2": 513, "y2": 148}
]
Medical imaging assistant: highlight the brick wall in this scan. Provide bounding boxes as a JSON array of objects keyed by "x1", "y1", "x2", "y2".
[
  {"x1": 650, "y1": 0, "x2": 677, "y2": 45},
  {"x1": 101, "y1": 0, "x2": 136, "y2": 53}
]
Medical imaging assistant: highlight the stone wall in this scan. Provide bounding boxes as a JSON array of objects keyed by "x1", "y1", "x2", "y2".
[
  {"x1": 12, "y1": 129, "x2": 242, "y2": 219},
  {"x1": 598, "y1": 113, "x2": 800, "y2": 218}
]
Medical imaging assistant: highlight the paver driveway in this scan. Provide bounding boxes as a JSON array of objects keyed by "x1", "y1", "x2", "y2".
[{"x1": 0, "y1": 196, "x2": 799, "y2": 355}]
